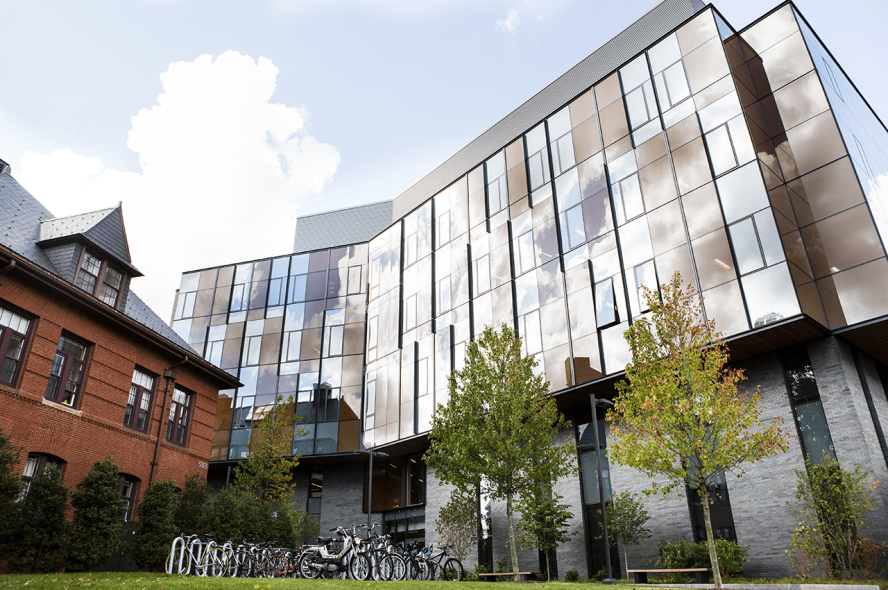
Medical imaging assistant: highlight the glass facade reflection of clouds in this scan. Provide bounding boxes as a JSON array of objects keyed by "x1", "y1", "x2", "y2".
[{"x1": 174, "y1": 0, "x2": 888, "y2": 578}]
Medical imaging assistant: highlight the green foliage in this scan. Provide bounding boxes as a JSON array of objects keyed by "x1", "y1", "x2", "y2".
[
  {"x1": 515, "y1": 479, "x2": 574, "y2": 581},
  {"x1": 495, "y1": 557, "x2": 509, "y2": 573},
  {"x1": 608, "y1": 273, "x2": 790, "y2": 587},
  {"x1": 435, "y1": 487, "x2": 478, "y2": 562},
  {"x1": 232, "y1": 396, "x2": 304, "y2": 508},
  {"x1": 465, "y1": 563, "x2": 488, "y2": 581},
  {"x1": 203, "y1": 487, "x2": 246, "y2": 542},
  {"x1": 657, "y1": 538, "x2": 749, "y2": 578},
  {"x1": 787, "y1": 455, "x2": 879, "y2": 578},
  {"x1": 606, "y1": 491, "x2": 651, "y2": 576},
  {"x1": 67, "y1": 457, "x2": 127, "y2": 572},
  {"x1": 425, "y1": 324, "x2": 575, "y2": 577},
  {"x1": 564, "y1": 569, "x2": 580, "y2": 582},
  {"x1": 133, "y1": 479, "x2": 178, "y2": 571},
  {"x1": 3, "y1": 463, "x2": 70, "y2": 573},
  {"x1": 290, "y1": 506, "x2": 321, "y2": 546},
  {"x1": 0, "y1": 428, "x2": 22, "y2": 537},
  {"x1": 173, "y1": 473, "x2": 209, "y2": 535}
]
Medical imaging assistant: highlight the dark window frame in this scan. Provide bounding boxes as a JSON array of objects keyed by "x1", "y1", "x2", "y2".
[
  {"x1": 44, "y1": 333, "x2": 91, "y2": 408},
  {"x1": 166, "y1": 385, "x2": 195, "y2": 446},
  {"x1": 75, "y1": 249, "x2": 125, "y2": 308},
  {"x1": 0, "y1": 302, "x2": 33, "y2": 388},
  {"x1": 118, "y1": 474, "x2": 140, "y2": 521},
  {"x1": 21, "y1": 453, "x2": 66, "y2": 497},
  {"x1": 124, "y1": 367, "x2": 157, "y2": 433}
]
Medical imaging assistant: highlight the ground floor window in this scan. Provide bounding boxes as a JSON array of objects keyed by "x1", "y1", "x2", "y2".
[
  {"x1": 383, "y1": 506, "x2": 425, "y2": 546},
  {"x1": 21, "y1": 453, "x2": 65, "y2": 497},
  {"x1": 686, "y1": 472, "x2": 737, "y2": 542}
]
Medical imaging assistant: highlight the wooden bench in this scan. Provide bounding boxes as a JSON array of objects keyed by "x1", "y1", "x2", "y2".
[
  {"x1": 627, "y1": 568, "x2": 711, "y2": 584},
  {"x1": 479, "y1": 571, "x2": 541, "y2": 582}
]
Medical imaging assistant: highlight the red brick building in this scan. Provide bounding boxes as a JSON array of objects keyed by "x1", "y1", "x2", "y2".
[{"x1": 0, "y1": 159, "x2": 240, "y2": 519}]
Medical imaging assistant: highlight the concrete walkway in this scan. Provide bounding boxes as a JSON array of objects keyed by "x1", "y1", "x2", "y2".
[{"x1": 631, "y1": 584, "x2": 880, "y2": 590}]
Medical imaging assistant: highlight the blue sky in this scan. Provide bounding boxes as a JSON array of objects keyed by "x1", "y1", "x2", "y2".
[{"x1": 1, "y1": 0, "x2": 886, "y2": 317}]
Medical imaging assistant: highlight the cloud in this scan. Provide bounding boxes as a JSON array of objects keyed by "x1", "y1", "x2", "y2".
[
  {"x1": 17, "y1": 50, "x2": 339, "y2": 320},
  {"x1": 495, "y1": 9, "x2": 522, "y2": 34}
]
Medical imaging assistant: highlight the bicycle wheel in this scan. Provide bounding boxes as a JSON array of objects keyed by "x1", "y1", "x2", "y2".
[
  {"x1": 388, "y1": 553, "x2": 407, "y2": 581},
  {"x1": 349, "y1": 553, "x2": 371, "y2": 581},
  {"x1": 166, "y1": 537, "x2": 184, "y2": 575},
  {"x1": 299, "y1": 552, "x2": 322, "y2": 579},
  {"x1": 371, "y1": 550, "x2": 391, "y2": 581},
  {"x1": 441, "y1": 558, "x2": 464, "y2": 581},
  {"x1": 201, "y1": 546, "x2": 228, "y2": 578}
]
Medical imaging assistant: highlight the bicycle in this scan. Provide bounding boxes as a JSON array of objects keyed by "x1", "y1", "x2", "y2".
[{"x1": 299, "y1": 525, "x2": 370, "y2": 580}]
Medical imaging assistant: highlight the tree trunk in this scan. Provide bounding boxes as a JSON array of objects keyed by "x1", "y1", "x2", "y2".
[
  {"x1": 700, "y1": 485, "x2": 723, "y2": 589},
  {"x1": 506, "y1": 493, "x2": 521, "y2": 581},
  {"x1": 622, "y1": 542, "x2": 629, "y2": 580},
  {"x1": 546, "y1": 549, "x2": 551, "y2": 581}
]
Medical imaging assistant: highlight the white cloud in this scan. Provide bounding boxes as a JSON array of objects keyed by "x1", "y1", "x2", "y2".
[
  {"x1": 17, "y1": 50, "x2": 339, "y2": 320},
  {"x1": 495, "y1": 9, "x2": 522, "y2": 34}
]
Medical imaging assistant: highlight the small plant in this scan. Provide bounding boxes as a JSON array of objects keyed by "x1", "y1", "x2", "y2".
[
  {"x1": 564, "y1": 569, "x2": 580, "y2": 582},
  {"x1": 856, "y1": 537, "x2": 886, "y2": 579},
  {"x1": 466, "y1": 563, "x2": 487, "y2": 581},
  {"x1": 496, "y1": 556, "x2": 509, "y2": 573}
]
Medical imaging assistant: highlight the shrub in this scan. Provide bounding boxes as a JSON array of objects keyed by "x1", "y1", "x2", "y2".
[
  {"x1": 67, "y1": 457, "x2": 127, "y2": 572},
  {"x1": 564, "y1": 569, "x2": 580, "y2": 582},
  {"x1": 0, "y1": 428, "x2": 22, "y2": 536},
  {"x1": 466, "y1": 563, "x2": 487, "y2": 581},
  {"x1": 495, "y1": 557, "x2": 509, "y2": 573},
  {"x1": 173, "y1": 473, "x2": 209, "y2": 535},
  {"x1": 133, "y1": 479, "x2": 178, "y2": 571},
  {"x1": 291, "y1": 506, "x2": 321, "y2": 546},
  {"x1": 3, "y1": 463, "x2": 70, "y2": 572},
  {"x1": 657, "y1": 538, "x2": 749, "y2": 579}
]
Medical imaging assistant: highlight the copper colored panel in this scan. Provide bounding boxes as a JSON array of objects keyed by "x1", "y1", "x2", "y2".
[
  {"x1": 544, "y1": 343, "x2": 572, "y2": 391},
  {"x1": 571, "y1": 333, "x2": 602, "y2": 385},
  {"x1": 338, "y1": 419, "x2": 360, "y2": 452},
  {"x1": 832, "y1": 258, "x2": 888, "y2": 326},
  {"x1": 573, "y1": 116, "x2": 602, "y2": 163},
  {"x1": 807, "y1": 205, "x2": 885, "y2": 276},
  {"x1": 510, "y1": 195, "x2": 530, "y2": 219},
  {"x1": 672, "y1": 138, "x2": 713, "y2": 195},
  {"x1": 794, "y1": 158, "x2": 865, "y2": 222},
  {"x1": 684, "y1": 38, "x2": 731, "y2": 95},
  {"x1": 594, "y1": 73, "x2": 622, "y2": 110},
  {"x1": 599, "y1": 100, "x2": 629, "y2": 147},
  {"x1": 682, "y1": 182, "x2": 723, "y2": 239},
  {"x1": 636, "y1": 133, "x2": 667, "y2": 169},
  {"x1": 768, "y1": 185, "x2": 796, "y2": 226},
  {"x1": 760, "y1": 32, "x2": 814, "y2": 92},
  {"x1": 702, "y1": 280, "x2": 749, "y2": 336},
  {"x1": 773, "y1": 71, "x2": 829, "y2": 130},
  {"x1": 640, "y1": 157, "x2": 678, "y2": 210},
  {"x1": 216, "y1": 265, "x2": 235, "y2": 287},
  {"x1": 667, "y1": 114, "x2": 702, "y2": 151},
  {"x1": 676, "y1": 10, "x2": 718, "y2": 56},
  {"x1": 648, "y1": 199, "x2": 686, "y2": 255},
  {"x1": 506, "y1": 138, "x2": 525, "y2": 170},
  {"x1": 507, "y1": 163, "x2": 528, "y2": 203},
  {"x1": 570, "y1": 89, "x2": 597, "y2": 128},
  {"x1": 741, "y1": 4, "x2": 798, "y2": 55},
  {"x1": 781, "y1": 230, "x2": 814, "y2": 279},
  {"x1": 796, "y1": 280, "x2": 827, "y2": 327}
]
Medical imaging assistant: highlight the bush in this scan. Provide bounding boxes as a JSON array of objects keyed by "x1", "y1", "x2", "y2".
[
  {"x1": 173, "y1": 473, "x2": 209, "y2": 535},
  {"x1": 133, "y1": 479, "x2": 178, "y2": 571},
  {"x1": 290, "y1": 506, "x2": 321, "y2": 546},
  {"x1": 465, "y1": 563, "x2": 487, "y2": 581},
  {"x1": 67, "y1": 457, "x2": 127, "y2": 572},
  {"x1": 657, "y1": 538, "x2": 749, "y2": 579},
  {"x1": 564, "y1": 569, "x2": 580, "y2": 582},
  {"x1": 3, "y1": 463, "x2": 70, "y2": 572},
  {"x1": 0, "y1": 428, "x2": 22, "y2": 535},
  {"x1": 495, "y1": 557, "x2": 509, "y2": 573}
]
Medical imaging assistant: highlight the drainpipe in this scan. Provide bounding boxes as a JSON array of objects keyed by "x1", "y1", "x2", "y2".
[
  {"x1": 0, "y1": 259, "x2": 15, "y2": 286},
  {"x1": 149, "y1": 355, "x2": 189, "y2": 483}
]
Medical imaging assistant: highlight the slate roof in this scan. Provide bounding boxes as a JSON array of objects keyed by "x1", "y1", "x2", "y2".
[
  {"x1": 293, "y1": 200, "x2": 394, "y2": 253},
  {"x1": 0, "y1": 170, "x2": 192, "y2": 351},
  {"x1": 38, "y1": 203, "x2": 141, "y2": 276},
  {"x1": 389, "y1": 0, "x2": 706, "y2": 221}
]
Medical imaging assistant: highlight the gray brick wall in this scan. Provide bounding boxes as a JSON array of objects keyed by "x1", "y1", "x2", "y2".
[
  {"x1": 810, "y1": 338, "x2": 888, "y2": 558},
  {"x1": 320, "y1": 462, "x2": 373, "y2": 532},
  {"x1": 552, "y1": 426, "x2": 587, "y2": 580},
  {"x1": 728, "y1": 352, "x2": 804, "y2": 577}
]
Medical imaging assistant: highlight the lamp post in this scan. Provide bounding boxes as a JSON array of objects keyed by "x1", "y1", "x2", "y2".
[
  {"x1": 591, "y1": 394, "x2": 616, "y2": 584},
  {"x1": 360, "y1": 444, "x2": 389, "y2": 530}
]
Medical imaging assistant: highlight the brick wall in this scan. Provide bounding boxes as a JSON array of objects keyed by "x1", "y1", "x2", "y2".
[{"x1": 0, "y1": 270, "x2": 223, "y2": 516}]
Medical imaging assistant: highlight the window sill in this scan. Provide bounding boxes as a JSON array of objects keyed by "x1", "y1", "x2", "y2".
[{"x1": 42, "y1": 398, "x2": 83, "y2": 417}]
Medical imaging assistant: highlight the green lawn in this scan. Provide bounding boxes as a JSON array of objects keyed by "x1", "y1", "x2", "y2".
[{"x1": 0, "y1": 574, "x2": 633, "y2": 590}]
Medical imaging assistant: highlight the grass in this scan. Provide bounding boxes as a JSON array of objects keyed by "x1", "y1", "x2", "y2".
[{"x1": 0, "y1": 574, "x2": 637, "y2": 590}]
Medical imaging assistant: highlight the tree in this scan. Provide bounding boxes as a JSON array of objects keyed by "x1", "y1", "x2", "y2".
[
  {"x1": 291, "y1": 506, "x2": 322, "y2": 546},
  {"x1": 232, "y1": 395, "x2": 305, "y2": 507},
  {"x1": 68, "y1": 457, "x2": 127, "y2": 572},
  {"x1": 425, "y1": 324, "x2": 575, "y2": 580},
  {"x1": 173, "y1": 473, "x2": 209, "y2": 535},
  {"x1": 605, "y1": 491, "x2": 651, "y2": 577},
  {"x1": 133, "y1": 479, "x2": 178, "y2": 571},
  {"x1": 436, "y1": 487, "x2": 478, "y2": 563},
  {"x1": 3, "y1": 463, "x2": 70, "y2": 572},
  {"x1": 515, "y1": 480, "x2": 574, "y2": 581},
  {"x1": 787, "y1": 455, "x2": 878, "y2": 577},
  {"x1": 607, "y1": 273, "x2": 791, "y2": 588},
  {"x1": 0, "y1": 428, "x2": 23, "y2": 537}
]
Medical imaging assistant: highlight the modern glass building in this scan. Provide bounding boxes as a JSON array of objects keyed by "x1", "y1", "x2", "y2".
[{"x1": 173, "y1": 0, "x2": 888, "y2": 577}]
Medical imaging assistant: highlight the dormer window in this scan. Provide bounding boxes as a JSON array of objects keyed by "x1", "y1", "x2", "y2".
[{"x1": 76, "y1": 251, "x2": 124, "y2": 307}]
